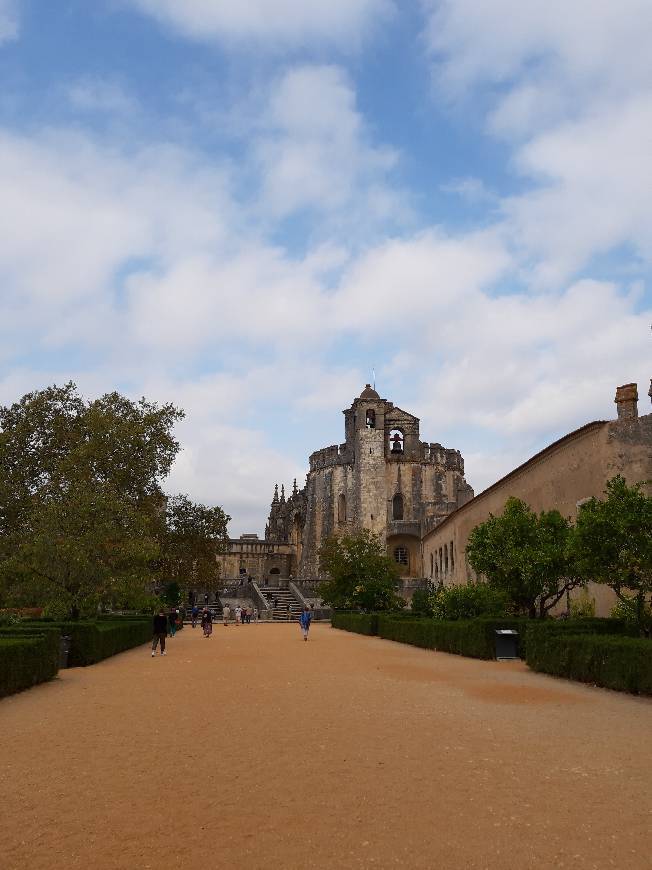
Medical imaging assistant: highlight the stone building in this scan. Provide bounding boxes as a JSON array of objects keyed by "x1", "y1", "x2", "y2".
[
  {"x1": 421, "y1": 381, "x2": 652, "y2": 616},
  {"x1": 268, "y1": 386, "x2": 473, "y2": 583}
]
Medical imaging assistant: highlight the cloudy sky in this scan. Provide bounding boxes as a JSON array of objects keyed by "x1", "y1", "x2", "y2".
[{"x1": 1, "y1": 1, "x2": 650, "y2": 535}]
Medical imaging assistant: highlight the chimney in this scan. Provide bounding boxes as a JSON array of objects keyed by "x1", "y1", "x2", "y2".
[{"x1": 614, "y1": 383, "x2": 638, "y2": 421}]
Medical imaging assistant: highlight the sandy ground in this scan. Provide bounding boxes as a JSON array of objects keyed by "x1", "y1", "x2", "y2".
[{"x1": 0, "y1": 623, "x2": 651, "y2": 870}]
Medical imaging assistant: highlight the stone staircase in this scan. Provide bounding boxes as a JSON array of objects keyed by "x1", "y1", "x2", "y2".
[{"x1": 260, "y1": 587, "x2": 302, "y2": 621}]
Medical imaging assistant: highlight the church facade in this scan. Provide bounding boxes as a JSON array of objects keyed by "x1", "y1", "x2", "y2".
[{"x1": 264, "y1": 385, "x2": 473, "y2": 582}]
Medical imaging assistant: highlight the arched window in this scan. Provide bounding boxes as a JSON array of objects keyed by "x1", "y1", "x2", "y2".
[
  {"x1": 450, "y1": 541, "x2": 454, "y2": 571},
  {"x1": 392, "y1": 492, "x2": 404, "y2": 520},
  {"x1": 394, "y1": 546, "x2": 408, "y2": 566},
  {"x1": 430, "y1": 552, "x2": 434, "y2": 577},
  {"x1": 338, "y1": 493, "x2": 346, "y2": 524},
  {"x1": 389, "y1": 429, "x2": 404, "y2": 453},
  {"x1": 366, "y1": 409, "x2": 376, "y2": 429}
]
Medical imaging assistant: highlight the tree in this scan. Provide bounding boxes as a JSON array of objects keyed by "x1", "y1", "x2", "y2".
[
  {"x1": 157, "y1": 494, "x2": 230, "y2": 597},
  {"x1": 466, "y1": 497, "x2": 581, "y2": 618},
  {"x1": 317, "y1": 529, "x2": 403, "y2": 611},
  {"x1": 0, "y1": 383, "x2": 184, "y2": 616},
  {"x1": 572, "y1": 476, "x2": 652, "y2": 633}
]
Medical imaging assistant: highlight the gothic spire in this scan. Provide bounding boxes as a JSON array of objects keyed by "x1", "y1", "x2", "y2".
[
  {"x1": 280, "y1": 484, "x2": 286, "y2": 503},
  {"x1": 292, "y1": 478, "x2": 298, "y2": 496},
  {"x1": 272, "y1": 483, "x2": 279, "y2": 504}
]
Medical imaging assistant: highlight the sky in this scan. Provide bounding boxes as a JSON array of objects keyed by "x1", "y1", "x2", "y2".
[{"x1": 0, "y1": 0, "x2": 650, "y2": 536}]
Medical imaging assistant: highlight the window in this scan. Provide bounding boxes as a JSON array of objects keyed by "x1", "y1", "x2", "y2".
[
  {"x1": 430, "y1": 552, "x2": 434, "y2": 577},
  {"x1": 444, "y1": 546, "x2": 448, "y2": 575},
  {"x1": 366, "y1": 409, "x2": 376, "y2": 429},
  {"x1": 389, "y1": 429, "x2": 404, "y2": 453},
  {"x1": 338, "y1": 493, "x2": 346, "y2": 524},
  {"x1": 392, "y1": 492, "x2": 404, "y2": 521},
  {"x1": 394, "y1": 546, "x2": 408, "y2": 566},
  {"x1": 450, "y1": 541, "x2": 454, "y2": 571},
  {"x1": 439, "y1": 547, "x2": 443, "y2": 573}
]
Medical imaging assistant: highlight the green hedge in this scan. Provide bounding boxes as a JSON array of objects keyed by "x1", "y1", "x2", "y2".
[
  {"x1": 377, "y1": 616, "x2": 529, "y2": 659},
  {"x1": 20, "y1": 618, "x2": 152, "y2": 666},
  {"x1": 331, "y1": 612, "x2": 379, "y2": 635},
  {"x1": 332, "y1": 612, "x2": 528, "y2": 658},
  {"x1": 526, "y1": 632, "x2": 652, "y2": 695},
  {"x1": 0, "y1": 630, "x2": 60, "y2": 698}
]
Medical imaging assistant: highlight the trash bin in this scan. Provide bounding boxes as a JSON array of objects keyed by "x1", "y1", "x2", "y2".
[
  {"x1": 494, "y1": 629, "x2": 519, "y2": 660},
  {"x1": 59, "y1": 635, "x2": 72, "y2": 669}
]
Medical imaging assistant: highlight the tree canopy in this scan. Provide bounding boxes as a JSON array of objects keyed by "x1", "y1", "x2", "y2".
[
  {"x1": 0, "y1": 383, "x2": 186, "y2": 616},
  {"x1": 466, "y1": 497, "x2": 580, "y2": 618},
  {"x1": 318, "y1": 529, "x2": 403, "y2": 612},
  {"x1": 156, "y1": 494, "x2": 230, "y2": 593},
  {"x1": 572, "y1": 476, "x2": 652, "y2": 631}
]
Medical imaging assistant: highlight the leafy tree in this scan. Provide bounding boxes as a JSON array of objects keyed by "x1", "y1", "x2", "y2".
[
  {"x1": 318, "y1": 529, "x2": 402, "y2": 612},
  {"x1": 429, "y1": 581, "x2": 509, "y2": 620},
  {"x1": 1, "y1": 477, "x2": 158, "y2": 618},
  {"x1": 157, "y1": 494, "x2": 230, "y2": 597},
  {"x1": 0, "y1": 383, "x2": 184, "y2": 617},
  {"x1": 466, "y1": 497, "x2": 581, "y2": 618},
  {"x1": 572, "y1": 476, "x2": 652, "y2": 633}
]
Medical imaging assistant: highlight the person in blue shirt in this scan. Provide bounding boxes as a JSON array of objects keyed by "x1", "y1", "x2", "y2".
[
  {"x1": 191, "y1": 605, "x2": 199, "y2": 628},
  {"x1": 299, "y1": 606, "x2": 312, "y2": 641}
]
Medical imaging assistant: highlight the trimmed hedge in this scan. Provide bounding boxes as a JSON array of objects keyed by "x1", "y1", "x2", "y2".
[
  {"x1": 20, "y1": 618, "x2": 152, "y2": 666},
  {"x1": 377, "y1": 616, "x2": 529, "y2": 659},
  {"x1": 332, "y1": 612, "x2": 528, "y2": 659},
  {"x1": 331, "y1": 612, "x2": 379, "y2": 635},
  {"x1": 526, "y1": 632, "x2": 652, "y2": 695},
  {"x1": 0, "y1": 630, "x2": 60, "y2": 698}
]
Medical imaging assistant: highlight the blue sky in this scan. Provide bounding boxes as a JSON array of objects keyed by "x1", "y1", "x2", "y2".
[{"x1": 1, "y1": 0, "x2": 650, "y2": 534}]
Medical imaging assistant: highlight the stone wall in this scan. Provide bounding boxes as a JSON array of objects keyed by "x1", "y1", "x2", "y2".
[{"x1": 422, "y1": 388, "x2": 652, "y2": 617}]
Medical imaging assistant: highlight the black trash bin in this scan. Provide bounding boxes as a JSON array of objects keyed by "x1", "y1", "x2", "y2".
[
  {"x1": 59, "y1": 635, "x2": 72, "y2": 669},
  {"x1": 494, "y1": 629, "x2": 519, "y2": 660}
]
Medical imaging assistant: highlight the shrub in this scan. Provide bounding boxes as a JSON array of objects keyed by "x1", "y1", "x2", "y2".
[
  {"x1": 431, "y1": 583, "x2": 509, "y2": 621},
  {"x1": 0, "y1": 630, "x2": 60, "y2": 698},
  {"x1": 526, "y1": 632, "x2": 652, "y2": 695},
  {"x1": 19, "y1": 617, "x2": 152, "y2": 666},
  {"x1": 331, "y1": 612, "x2": 379, "y2": 635},
  {"x1": 410, "y1": 589, "x2": 433, "y2": 617},
  {"x1": 378, "y1": 616, "x2": 528, "y2": 659},
  {"x1": 569, "y1": 587, "x2": 596, "y2": 619}
]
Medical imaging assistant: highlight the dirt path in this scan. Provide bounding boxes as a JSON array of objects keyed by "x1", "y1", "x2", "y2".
[{"x1": 1, "y1": 623, "x2": 650, "y2": 869}]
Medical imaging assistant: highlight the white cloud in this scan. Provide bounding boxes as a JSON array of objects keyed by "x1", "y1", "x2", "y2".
[
  {"x1": 254, "y1": 65, "x2": 403, "y2": 226},
  {"x1": 424, "y1": 0, "x2": 652, "y2": 115},
  {"x1": 422, "y1": 0, "x2": 652, "y2": 285},
  {"x1": 126, "y1": 0, "x2": 394, "y2": 49},
  {"x1": 0, "y1": 0, "x2": 18, "y2": 44}
]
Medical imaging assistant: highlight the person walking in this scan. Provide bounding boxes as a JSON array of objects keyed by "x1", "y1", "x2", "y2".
[
  {"x1": 168, "y1": 608, "x2": 177, "y2": 637},
  {"x1": 191, "y1": 604, "x2": 199, "y2": 628},
  {"x1": 151, "y1": 609, "x2": 168, "y2": 656},
  {"x1": 235, "y1": 605, "x2": 242, "y2": 625},
  {"x1": 299, "y1": 606, "x2": 312, "y2": 641},
  {"x1": 222, "y1": 604, "x2": 231, "y2": 626},
  {"x1": 201, "y1": 608, "x2": 213, "y2": 638},
  {"x1": 286, "y1": 603, "x2": 292, "y2": 622},
  {"x1": 253, "y1": 607, "x2": 258, "y2": 623}
]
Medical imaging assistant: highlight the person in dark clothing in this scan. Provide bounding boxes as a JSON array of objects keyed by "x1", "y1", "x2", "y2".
[
  {"x1": 152, "y1": 610, "x2": 168, "y2": 656},
  {"x1": 191, "y1": 605, "x2": 199, "y2": 628},
  {"x1": 204, "y1": 593, "x2": 209, "y2": 605},
  {"x1": 201, "y1": 608, "x2": 213, "y2": 638},
  {"x1": 168, "y1": 609, "x2": 177, "y2": 637}
]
